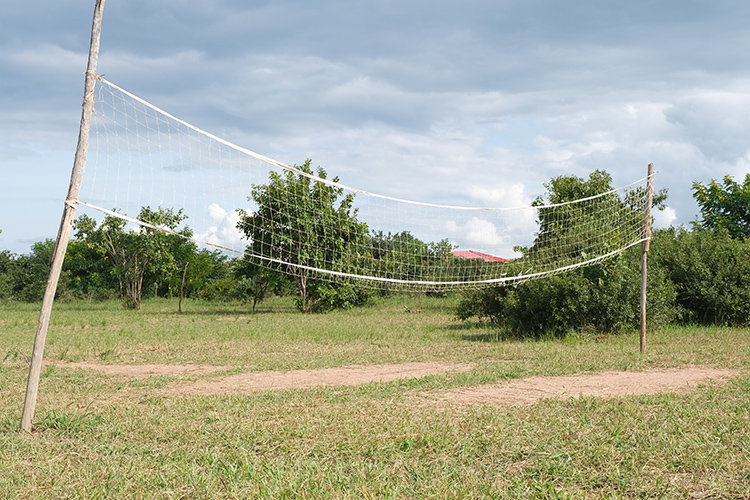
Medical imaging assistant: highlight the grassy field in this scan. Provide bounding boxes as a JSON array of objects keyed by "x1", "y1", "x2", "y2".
[{"x1": 1, "y1": 295, "x2": 749, "y2": 499}]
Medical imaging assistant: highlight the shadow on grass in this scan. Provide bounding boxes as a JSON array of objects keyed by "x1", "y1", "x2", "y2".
[
  {"x1": 460, "y1": 332, "x2": 506, "y2": 343},
  {"x1": 444, "y1": 321, "x2": 507, "y2": 343},
  {"x1": 155, "y1": 303, "x2": 300, "y2": 317},
  {"x1": 167, "y1": 309, "x2": 278, "y2": 317}
]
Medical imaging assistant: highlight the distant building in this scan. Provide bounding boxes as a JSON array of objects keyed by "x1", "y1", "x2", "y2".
[{"x1": 451, "y1": 250, "x2": 509, "y2": 263}]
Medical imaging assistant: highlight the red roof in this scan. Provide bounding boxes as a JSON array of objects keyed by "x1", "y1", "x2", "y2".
[{"x1": 451, "y1": 250, "x2": 509, "y2": 263}]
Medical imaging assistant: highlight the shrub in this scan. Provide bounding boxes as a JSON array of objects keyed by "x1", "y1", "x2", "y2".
[
  {"x1": 301, "y1": 281, "x2": 372, "y2": 313},
  {"x1": 457, "y1": 247, "x2": 676, "y2": 338},
  {"x1": 199, "y1": 278, "x2": 243, "y2": 303},
  {"x1": 652, "y1": 227, "x2": 750, "y2": 326}
]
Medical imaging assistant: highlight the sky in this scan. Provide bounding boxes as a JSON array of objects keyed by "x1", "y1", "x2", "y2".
[{"x1": 2, "y1": 0, "x2": 750, "y2": 255}]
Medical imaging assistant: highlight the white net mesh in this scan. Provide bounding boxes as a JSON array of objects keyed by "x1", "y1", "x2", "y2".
[{"x1": 82, "y1": 77, "x2": 652, "y2": 291}]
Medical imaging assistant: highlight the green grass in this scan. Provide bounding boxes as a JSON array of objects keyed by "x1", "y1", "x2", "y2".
[{"x1": 1, "y1": 295, "x2": 749, "y2": 498}]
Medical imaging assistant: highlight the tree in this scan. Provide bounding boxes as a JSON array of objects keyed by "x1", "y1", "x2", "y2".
[
  {"x1": 651, "y1": 227, "x2": 750, "y2": 326},
  {"x1": 231, "y1": 253, "x2": 297, "y2": 312},
  {"x1": 517, "y1": 170, "x2": 666, "y2": 272},
  {"x1": 177, "y1": 249, "x2": 226, "y2": 310},
  {"x1": 75, "y1": 207, "x2": 194, "y2": 309},
  {"x1": 8, "y1": 240, "x2": 65, "y2": 302},
  {"x1": 457, "y1": 170, "x2": 675, "y2": 337},
  {"x1": 368, "y1": 231, "x2": 460, "y2": 294},
  {"x1": 693, "y1": 174, "x2": 750, "y2": 239},
  {"x1": 0, "y1": 248, "x2": 14, "y2": 300},
  {"x1": 64, "y1": 233, "x2": 119, "y2": 300},
  {"x1": 237, "y1": 159, "x2": 370, "y2": 312}
]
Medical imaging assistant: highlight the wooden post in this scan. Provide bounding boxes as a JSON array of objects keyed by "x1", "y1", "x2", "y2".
[
  {"x1": 640, "y1": 163, "x2": 654, "y2": 354},
  {"x1": 20, "y1": 0, "x2": 106, "y2": 433}
]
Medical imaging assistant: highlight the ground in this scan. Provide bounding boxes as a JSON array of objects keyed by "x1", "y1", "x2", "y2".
[{"x1": 56, "y1": 361, "x2": 736, "y2": 407}]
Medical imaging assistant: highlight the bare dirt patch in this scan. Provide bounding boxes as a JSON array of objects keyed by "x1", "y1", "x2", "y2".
[
  {"x1": 56, "y1": 362, "x2": 739, "y2": 406},
  {"x1": 169, "y1": 362, "x2": 474, "y2": 395},
  {"x1": 55, "y1": 362, "x2": 230, "y2": 378},
  {"x1": 420, "y1": 367, "x2": 738, "y2": 408}
]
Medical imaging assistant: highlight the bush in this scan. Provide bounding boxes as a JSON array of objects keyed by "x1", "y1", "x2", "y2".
[
  {"x1": 652, "y1": 227, "x2": 750, "y2": 326},
  {"x1": 300, "y1": 281, "x2": 372, "y2": 313},
  {"x1": 198, "y1": 278, "x2": 243, "y2": 303},
  {"x1": 457, "y1": 248, "x2": 676, "y2": 338}
]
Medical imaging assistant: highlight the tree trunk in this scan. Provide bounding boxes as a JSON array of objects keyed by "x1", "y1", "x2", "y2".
[{"x1": 179, "y1": 261, "x2": 189, "y2": 313}]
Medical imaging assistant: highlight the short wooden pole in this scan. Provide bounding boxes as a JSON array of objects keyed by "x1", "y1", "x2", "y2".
[
  {"x1": 640, "y1": 163, "x2": 654, "y2": 354},
  {"x1": 20, "y1": 0, "x2": 106, "y2": 433}
]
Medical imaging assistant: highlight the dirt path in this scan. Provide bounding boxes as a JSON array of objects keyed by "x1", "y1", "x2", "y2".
[
  {"x1": 420, "y1": 367, "x2": 738, "y2": 407},
  {"x1": 170, "y1": 362, "x2": 474, "y2": 395},
  {"x1": 57, "y1": 361, "x2": 230, "y2": 377},
  {"x1": 57, "y1": 361, "x2": 738, "y2": 406}
]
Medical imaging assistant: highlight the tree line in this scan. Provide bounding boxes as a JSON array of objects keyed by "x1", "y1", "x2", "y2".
[
  {"x1": 3, "y1": 164, "x2": 750, "y2": 337},
  {"x1": 0, "y1": 160, "x2": 461, "y2": 312},
  {"x1": 457, "y1": 172, "x2": 750, "y2": 336}
]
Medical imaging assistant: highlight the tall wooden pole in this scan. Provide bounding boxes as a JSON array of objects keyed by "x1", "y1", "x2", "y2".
[
  {"x1": 20, "y1": 0, "x2": 106, "y2": 433},
  {"x1": 640, "y1": 163, "x2": 654, "y2": 354}
]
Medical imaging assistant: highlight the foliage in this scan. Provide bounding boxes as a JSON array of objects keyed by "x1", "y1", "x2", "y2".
[
  {"x1": 63, "y1": 236, "x2": 119, "y2": 301},
  {"x1": 0, "y1": 240, "x2": 79, "y2": 302},
  {"x1": 457, "y1": 248, "x2": 676, "y2": 337},
  {"x1": 237, "y1": 159, "x2": 371, "y2": 312},
  {"x1": 302, "y1": 280, "x2": 372, "y2": 313},
  {"x1": 457, "y1": 170, "x2": 675, "y2": 337},
  {"x1": 0, "y1": 250, "x2": 15, "y2": 300},
  {"x1": 178, "y1": 249, "x2": 231, "y2": 304},
  {"x1": 13, "y1": 240, "x2": 56, "y2": 302},
  {"x1": 74, "y1": 207, "x2": 195, "y2": 309},
  {"x1": 233, "y1": 254, "x2": 296, "y2": 312},
  {"x1": 368, "y1": 231, "x2": 459, "y2": 293},
  {"x1": 198, "y1": 278, "x2": 242, "y2": 303},
  {"x1": 652, "y1": 226, "x2": 750, "y2": 326},
  {"x1": 692, "y1": 173, "x2": 750, "y2": 238},
  {"x1": 520, "y1": 170, "x2": 665, "y2": 270}
]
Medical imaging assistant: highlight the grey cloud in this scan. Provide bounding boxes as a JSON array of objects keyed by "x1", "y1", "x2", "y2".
[
  {"x1": 0, "y1": 146, "x2": 38, "y2": 161},
  {"x1": 664, "y1": 93, "x2": 750, "y2": 162},
  {"x1": 2, "y1": 0, "x2": 750, "y2": 254}
]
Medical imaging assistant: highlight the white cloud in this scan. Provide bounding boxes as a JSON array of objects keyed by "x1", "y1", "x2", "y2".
[
  {"x1": 469, "y1": 183, "x2": 530, "y2": 208},
  {"x1": 445, "y1": 216, "x2": 524, "y2": 258},
  {"x1": 653, "y1": 206, "x2": 677, "y2": 229},
  {"x1": 462, "y1": 218, "x2": 504, "y2": 247},
  {"x1": 194, "y1": 203, "x2": 244, "y2": 251}
]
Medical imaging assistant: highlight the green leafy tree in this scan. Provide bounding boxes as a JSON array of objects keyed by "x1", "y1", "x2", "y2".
[
  {"x1": 368, "y1": 231, "x2": 461, "y2": 295},
  {"x1": 523, "y1": 170, "x2": 663, "y2": 267},
  {"x1": 195, "y1": 251, "x2": 238, "y2": 302},
  {"x1": 369, "y1": 231, "x2": 433, "y2": 282},
  {"x1": 693, "y1": 174, "x2": 750, "y2": 239},
  {"x1": 457, "y1": 170, "x2": 675, "y2": 337},
  {"x1": 0, "y1": 229, "x2": 11, "y2": 300},
  {"x1": 457, "y1": 248, "x2": 676, "y2": 337},
  {"x1": 0, "y1": 249, "x2": 14, "y2": 300},
  {"x1": 236, "y1": 159, "x2": 370, "y2": 312},
  {"x1": 75, "y1": 207, "x2": 194, "y2": 309},
  {"x1": 652, "y1": 227, "x2": 750, "y2": 326},
  {"x1": 10, "y1": 240, "x2": 69, "y2": 302},
  {"x1": 232, "y1": 254, "x2": 295, "y2": 312},
  {"x1": 64, "y1": 231, "x2": 119, "y2": 300},
  {"x1": 0, "y1": 241, "x2": 80, "y2": 302},
  {"x1": 177, "y1": 249, "x2": 227, "y2": 304}
]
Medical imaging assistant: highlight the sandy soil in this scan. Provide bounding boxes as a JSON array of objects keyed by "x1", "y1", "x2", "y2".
[
  {"x1": 170, "y1": 362, "x2": 474, "y2": 395},
  {"x1": 57, "y1": 361, "x2": 230, "y2": 377},
  {"x1": 56, "y1": 361, "x2": 738, "y2": 406},
  {"x1": 419, "y1": 367, "x2": 738, "y2": 407}
]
